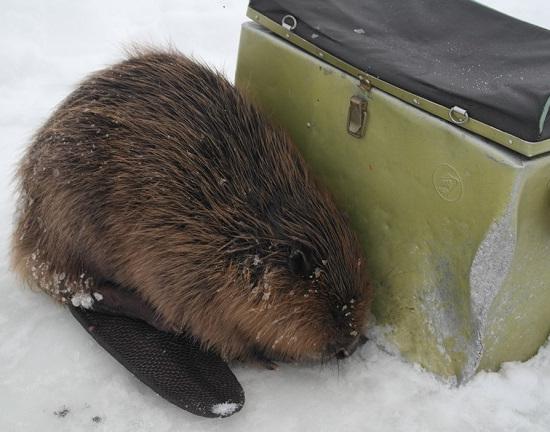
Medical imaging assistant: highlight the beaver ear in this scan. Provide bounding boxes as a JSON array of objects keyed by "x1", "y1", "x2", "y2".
[{"x1": 288, "y1": 248, "x2": 313, "y2": 277}]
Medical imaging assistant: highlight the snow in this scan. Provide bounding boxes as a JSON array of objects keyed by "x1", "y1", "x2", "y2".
[
  {"x1": 70, "y1": 292, "x2": 95, "y2": 309},
  {"x1": 211, "y1": 402, "x2": 242, "y2": 417},
  {"x1": 1, "y1": 0, "x2": 550, "y2": 431}
]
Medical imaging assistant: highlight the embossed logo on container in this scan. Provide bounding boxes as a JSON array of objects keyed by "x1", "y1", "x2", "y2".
[{"x1": 433, "y1": 164, "x2": 463, "y2": 202}]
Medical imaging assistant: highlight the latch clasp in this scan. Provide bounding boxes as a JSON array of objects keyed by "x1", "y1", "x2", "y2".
[{"x1": 347, "y1": 95, "x2": 368, "y2": 138}]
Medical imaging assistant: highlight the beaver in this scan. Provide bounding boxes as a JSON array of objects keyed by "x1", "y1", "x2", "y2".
[{"x1": 11, "y1": 48, "x2": 372, "y2": 365}]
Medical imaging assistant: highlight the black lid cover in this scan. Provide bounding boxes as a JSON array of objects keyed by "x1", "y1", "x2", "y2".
[{"x1": 250, "y1": 0, "x2": 550, "y2": 142}]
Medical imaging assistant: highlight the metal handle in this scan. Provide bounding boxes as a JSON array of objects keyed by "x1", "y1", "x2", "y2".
[
  {"x1": 282, "y1": 15, "x2": 297, "y2": 30},
  {"x1": 449, "y1": 106, "x2": 469, "y2": 124}
]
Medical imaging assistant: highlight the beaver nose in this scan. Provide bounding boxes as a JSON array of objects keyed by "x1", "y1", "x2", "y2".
[
  {"x1": 333, "y1": 334, "x2": 368, "y2": 359},
  {"x1": 335, "y1": 347, "x2": 352, "y2": 360}
]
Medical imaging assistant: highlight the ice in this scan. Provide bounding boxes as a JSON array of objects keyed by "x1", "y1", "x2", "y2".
[
  {"x1": 1, "y1": 1, "x2": 550, "y2": 431},
  {"x1": 466, "y1": 185, "x2": 518, "y2": 379}
]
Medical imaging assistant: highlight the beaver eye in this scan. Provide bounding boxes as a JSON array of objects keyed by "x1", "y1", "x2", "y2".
[{"x1": 288, "y1": 248, "x2": 313, "y2": 277}]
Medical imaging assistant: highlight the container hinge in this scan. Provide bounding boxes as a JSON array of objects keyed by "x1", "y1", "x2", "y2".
[
  {"x1": 358, "y1": 76, "x2": 372, "y2": 91},
  {"x1": 347, "y1": 95, "x2": 368, "y2": 138}
]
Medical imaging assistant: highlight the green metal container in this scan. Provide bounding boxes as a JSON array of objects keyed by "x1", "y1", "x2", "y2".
[{"x1": 235, "y1": 19, "x2": 550, "y2": 382}]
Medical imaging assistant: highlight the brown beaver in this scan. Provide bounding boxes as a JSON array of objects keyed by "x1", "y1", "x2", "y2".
[{"x1": 11, "y1": 48, "x2": 371, "y2": 365}]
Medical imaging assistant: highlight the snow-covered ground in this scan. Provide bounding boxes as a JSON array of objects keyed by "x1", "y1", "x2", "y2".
[{"x1": 1, "y1": 1, "x2": 550, "y2": 431}]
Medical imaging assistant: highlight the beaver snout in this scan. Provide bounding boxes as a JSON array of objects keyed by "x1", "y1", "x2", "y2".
[{"x1": 330, "y1": 334, "x2": 368, "y2": 359}]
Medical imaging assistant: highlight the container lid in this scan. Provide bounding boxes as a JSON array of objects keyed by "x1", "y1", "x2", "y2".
[{"x1": 248, "y1": 0, "x2": 550, "y2": 156}]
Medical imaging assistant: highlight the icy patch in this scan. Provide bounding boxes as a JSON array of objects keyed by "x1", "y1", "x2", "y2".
[
  {"x1": 92, "y1": 292, "x2": 103, "y2": 301},
  {"x1": 466, "y1": 186, "x2": 518, "y2": 379},
  {"x1": 418, "y1": 256, "x2": 466, "y2": 379},
  {"x1": 470, "y1": 212, "x2": 515, "y2": 326},
  {"x1": 353, "y1": 28, "x2": 366, "y2": 34},
  {"x1": 211, "y1": 402, "x2": 240, "y2": 417},
  {"x1": 71, "y1": 292, "x2": 94, "y2": 309}
]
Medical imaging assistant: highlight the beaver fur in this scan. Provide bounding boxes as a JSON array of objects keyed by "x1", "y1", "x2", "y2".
[{"x1": 11, "y1": 49, "x2": 372, "y2": 363}]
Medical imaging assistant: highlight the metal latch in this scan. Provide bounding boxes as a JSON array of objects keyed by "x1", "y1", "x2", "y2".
[{"x1": 347, "y1": 95, "x2": 368, "y2": 138}]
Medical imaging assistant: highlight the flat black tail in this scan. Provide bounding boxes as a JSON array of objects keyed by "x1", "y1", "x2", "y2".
[{"x1": 69, "y1": 306, "x2": 245, "y2": 418}]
